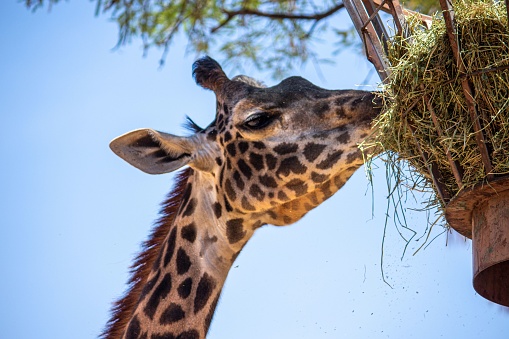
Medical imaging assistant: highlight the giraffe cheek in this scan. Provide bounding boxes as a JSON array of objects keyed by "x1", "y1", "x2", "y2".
[
  {"x1": 275, "y1": 156, "x2": 307, "y2": 178},
  {"x1": 284, "y1": 179, "x2": 309, "y2": 198},
  {"x1": 240, "y1": 196, "x2": 256, "y2": 211},
  {"x1": 223, "y1": 179, "x2": 237, "y2": 202}
]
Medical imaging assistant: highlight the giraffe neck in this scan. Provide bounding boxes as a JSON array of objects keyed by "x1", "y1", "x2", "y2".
[{"x1": 123, "y1": 169, "x2": 255, "y2": 339}]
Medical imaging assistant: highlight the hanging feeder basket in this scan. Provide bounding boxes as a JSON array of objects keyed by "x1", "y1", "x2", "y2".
[{"x1": 345, "y1": 0, "x2": 509, "y2": 306}]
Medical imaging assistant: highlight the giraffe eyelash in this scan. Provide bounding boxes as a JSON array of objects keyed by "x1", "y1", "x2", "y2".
[{"x1": 241, "y1": 112, "x2": 277, "y2": 130}]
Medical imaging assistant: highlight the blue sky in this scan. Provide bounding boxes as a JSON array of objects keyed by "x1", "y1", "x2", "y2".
[{"x1": 1, "y1": 1, "x2": 508, "y2": 338}]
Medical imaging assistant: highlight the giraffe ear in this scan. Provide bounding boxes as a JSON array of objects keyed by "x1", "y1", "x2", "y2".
[{"x1": 109, "y1": 129, "x2": 195, "y2": 174}]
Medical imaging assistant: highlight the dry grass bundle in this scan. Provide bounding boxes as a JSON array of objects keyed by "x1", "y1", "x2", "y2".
[{"x1": 364, "y1": 0, "x2": 509, "y2": 221}]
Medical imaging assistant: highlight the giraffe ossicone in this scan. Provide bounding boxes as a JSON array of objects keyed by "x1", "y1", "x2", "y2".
[{"x1": 104, "y1": 56, "x2": 381, "y2": 339}]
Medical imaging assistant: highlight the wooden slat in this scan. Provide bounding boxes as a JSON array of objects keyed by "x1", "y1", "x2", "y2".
[
  {"x1": 372, "y1": 0, "x2": 433, "y2": 29},
  {"x1": 438, "y1": 0, "x2": 494, "y2": 179},
  {"x1": 408, "y1": 123, "x2": 452, "y2": 204},
  {"x1": 344, "y1": 0, "x2": 391, "y2": 81},
  {"x1": 345, "y1": 0, "x2": 431, "y2": 82},
  {"x1": 421, "y1": 88, "x2": 464, "y2": 188}
]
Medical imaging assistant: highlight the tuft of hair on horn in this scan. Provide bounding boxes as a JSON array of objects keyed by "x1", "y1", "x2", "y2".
[{"x1": 192, "y1": 56, "x2": 229, "y2": 92}]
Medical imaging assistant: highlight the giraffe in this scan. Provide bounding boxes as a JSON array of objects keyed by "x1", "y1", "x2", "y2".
[{"x1": 103, "y1": 56, "x2": 381, "y2": 339}]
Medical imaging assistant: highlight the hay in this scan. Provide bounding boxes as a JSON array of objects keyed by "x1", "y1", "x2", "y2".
[{"x1": 364, "y1": 0, "x2": 509, "y2": 218}]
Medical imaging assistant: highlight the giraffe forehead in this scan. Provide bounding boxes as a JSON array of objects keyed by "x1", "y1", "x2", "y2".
[
  {"x1": 216, "y1": 77, "x2": 338, "y2": 116},
  {"x1": 232, "y1": 89, "x2": 334, "y2": 112}
]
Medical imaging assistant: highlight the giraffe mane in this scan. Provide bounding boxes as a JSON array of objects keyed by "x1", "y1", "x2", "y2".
[{"x1": 100, "y1": 167, "x2": 192, "y2": 339}]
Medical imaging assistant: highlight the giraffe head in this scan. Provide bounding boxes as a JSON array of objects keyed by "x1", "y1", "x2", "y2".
[
  {"x1": 106, "y1": 57, "x2": 382, "y2": 339},
  {"x1": 111, "y1": 57, "x2": 380, "y2": 228}
]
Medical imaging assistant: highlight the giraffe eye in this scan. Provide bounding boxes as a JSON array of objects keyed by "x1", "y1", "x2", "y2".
[{"x1": 242, "y1": 112, "x2": 274, "y2": 130}]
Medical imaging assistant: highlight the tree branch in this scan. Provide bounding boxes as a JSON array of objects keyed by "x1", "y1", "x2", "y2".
[{"x1": 211, "y1": 2, "x2": 345, "y2": 33}]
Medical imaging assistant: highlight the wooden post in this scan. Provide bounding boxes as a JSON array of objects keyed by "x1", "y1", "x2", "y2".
[
  {"x1": 472, "y1": 189, "x2": 509, "y2": 306},
  {"x1": 344, "y1": 0, "x2": 391, "y2": 82}
]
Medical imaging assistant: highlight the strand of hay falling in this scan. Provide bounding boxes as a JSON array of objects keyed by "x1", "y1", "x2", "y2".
[{"x1": 362, "y1": 0, "x2": 509, "y2": 228}]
